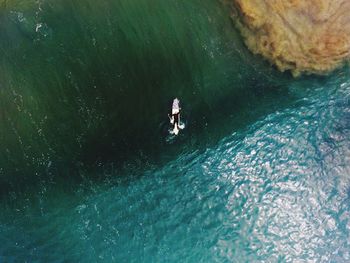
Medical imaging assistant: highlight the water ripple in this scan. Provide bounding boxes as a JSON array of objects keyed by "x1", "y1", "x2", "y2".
[{"x1": 1, "y1": 77, "x2": 350, "y2": 262}]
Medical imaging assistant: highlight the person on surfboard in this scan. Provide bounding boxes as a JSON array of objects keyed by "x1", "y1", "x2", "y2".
[{"x1": 168, "y1": 98, "x2": 183, "y2": 135}]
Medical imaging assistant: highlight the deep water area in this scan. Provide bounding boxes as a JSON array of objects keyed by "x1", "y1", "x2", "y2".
[
  {"x1": 1, "y1": 0, "x2": 350, "y2": 262},
  {"x1": 0, "y1": 0, "x2": 281, "y2": 188}
]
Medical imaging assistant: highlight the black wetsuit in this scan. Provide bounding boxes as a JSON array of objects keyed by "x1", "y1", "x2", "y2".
[{"x1": 173, "y1": 112, "x2": 179, "y2": 126}]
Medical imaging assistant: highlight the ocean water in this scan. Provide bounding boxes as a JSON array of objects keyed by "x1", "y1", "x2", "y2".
[
  {"x1": 1, "y1": 0, "x2": 350, "y2": 262},
  {"x1": 1, "y1": 0, "x2": 284, "y2": 186}
]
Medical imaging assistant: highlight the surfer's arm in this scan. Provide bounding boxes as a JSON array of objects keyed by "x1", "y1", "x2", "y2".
[{"x1": 168, "y1": 114, "x2": 174, "y2": 124}]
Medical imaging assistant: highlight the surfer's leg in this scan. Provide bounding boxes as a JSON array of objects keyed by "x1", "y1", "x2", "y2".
[{"x1": 173, "y1": 123, "x2": 179, "y2": 135}]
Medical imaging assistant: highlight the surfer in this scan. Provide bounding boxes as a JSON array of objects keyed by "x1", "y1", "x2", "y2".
[{"x1": 168, "y1": 98, "x2": 183, "y2": 135}]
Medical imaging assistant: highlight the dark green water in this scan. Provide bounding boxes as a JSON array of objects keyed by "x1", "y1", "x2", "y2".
[
  {"x1": 0, "y1": 0, "x2": 281, "y2": 188},
  {"x1": 1, "y1": 0, "x2": 350, "y2": 262}
]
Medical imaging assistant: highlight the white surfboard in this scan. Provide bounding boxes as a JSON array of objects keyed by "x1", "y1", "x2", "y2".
[
  {"x1": 169, "y1": 122, "x2": 185, "y2": 135},
  {"x1": 168, "y1": 98, "x2": 185, "y2": 135}
]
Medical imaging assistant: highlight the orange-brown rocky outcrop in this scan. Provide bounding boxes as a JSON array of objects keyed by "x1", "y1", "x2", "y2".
[{"x1": 231, "y1": 0, "x2": 350, "y2": 76}]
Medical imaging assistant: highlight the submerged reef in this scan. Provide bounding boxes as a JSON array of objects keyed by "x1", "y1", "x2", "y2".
[{"x1": 231, "y1": 0, "x2": 350, "y2": 76}]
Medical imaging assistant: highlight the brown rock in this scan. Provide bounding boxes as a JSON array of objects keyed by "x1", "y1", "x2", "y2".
[{"x1": 231, "y1": 0, "x2": 350, "y2": 76}]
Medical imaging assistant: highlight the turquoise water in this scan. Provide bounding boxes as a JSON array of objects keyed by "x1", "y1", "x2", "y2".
[{"x1": 1, "y1": 0, "x2": 350, "y2": 262}]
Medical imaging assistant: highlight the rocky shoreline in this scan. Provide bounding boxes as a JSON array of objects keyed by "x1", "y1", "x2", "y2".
[{"x1": 230, "y1": 0, "x2": 350, "y2": 76}]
